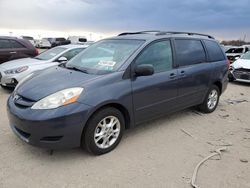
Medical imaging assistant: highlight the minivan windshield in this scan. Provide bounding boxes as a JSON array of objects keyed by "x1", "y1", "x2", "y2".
[
  {"x1": 226, "y1": 48, "x2": 244, "y2": 53},
  {"x1": 66, "y1": 39, "x2": 144, "y2": 74},
  {"x1": 241, "y1": 52, "x2": 250, "y2": 60},
  {"x1": 35, "y1": 47, "x2": 66, "y2": 60}
]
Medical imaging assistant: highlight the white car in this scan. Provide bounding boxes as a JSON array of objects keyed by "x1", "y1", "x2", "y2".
[
  {"x1": 229, "y1": 52, "x2": 250, "y2": 83},
  {"x1": 0, "y1": 44, "x2": 88, "y2": 88},
  {"x1": 36, "y1": 38, "x2": 52, "y2": 48},
  {"x1": 68, "y1": 36, "x2": 87, "y2": 45},
  {"x1": 226, "y1": 45, "x2": 250, "y2": 64},
  {"x1": 20, "y1": 36, "x2": 36, "y2": 46}
]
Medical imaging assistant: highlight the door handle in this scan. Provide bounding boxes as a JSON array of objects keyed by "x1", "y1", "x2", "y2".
[
  {"x1": 10, "y1": 51, "x2": 17, "y2": 54},
  {"x1": 169, "y1": 73, "x2": 177, "y2": 79},
  {"x1": 180, "y1": 70, "x2": 185, "y2": 77}
]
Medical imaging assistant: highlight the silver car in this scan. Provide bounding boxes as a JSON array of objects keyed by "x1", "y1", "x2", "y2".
[{"x1": 0, "y1": 44, "x2": 87, "y2": 88}]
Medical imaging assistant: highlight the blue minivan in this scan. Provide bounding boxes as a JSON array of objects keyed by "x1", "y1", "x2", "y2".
[{"x1": 7, "y1": 31, "x2": 228, "y2": 155}]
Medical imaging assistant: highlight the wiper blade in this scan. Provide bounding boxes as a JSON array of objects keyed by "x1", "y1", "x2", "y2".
[{"x1": 66, "y1": 66, "x2": 89, "y2": 73}]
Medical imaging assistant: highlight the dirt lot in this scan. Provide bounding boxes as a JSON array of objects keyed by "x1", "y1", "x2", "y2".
[{"x1": 0, "y1": 82, "x2": 249, "y2": 188}]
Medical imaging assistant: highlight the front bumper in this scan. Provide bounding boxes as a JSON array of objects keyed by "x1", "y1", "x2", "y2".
[
  {"x1": 7, "y1": 95, "x2": 92, "y2": 149},
  {"x1": 229, "y1": 69, "x2": 250, "y2": 83},
  {"x1": 0, "y1": 72, "x2": 18, "y2": 87}
]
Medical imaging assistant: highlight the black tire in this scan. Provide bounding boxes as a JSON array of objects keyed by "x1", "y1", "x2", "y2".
[
  {"x1": 199, "y1": 85, "x2": 220, "y2": 113},
  {"x1": 82, "y1": 107, "x2": 125, "y2": 155}
]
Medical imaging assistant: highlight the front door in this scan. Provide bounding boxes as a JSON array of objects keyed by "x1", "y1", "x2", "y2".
[{"x1": 131, "y1": 40, "x2": 179, "y2": 124}]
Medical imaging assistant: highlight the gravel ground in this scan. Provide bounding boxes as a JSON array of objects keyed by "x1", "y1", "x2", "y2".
[{"x1": 0, "y1": 82, "x2": 249, "y2": 188}]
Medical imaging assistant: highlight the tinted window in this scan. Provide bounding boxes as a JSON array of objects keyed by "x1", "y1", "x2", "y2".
[
  {"x1": 135, "y1": 40, "x2": 173, "y2": 73},
  {"x1": 60, "y1": 48, "x2": 84, "y2": 60},
  {"x1": 0, "y1": 39, "x2": 12, "y2": 49},
  {"x1": 204, "y1": 40, "x2": 225, "y2": 62},
  {"x1": 226, "y1": 48, "x2": 244, "y2": 53},
  {"x1": 175, "y1": 39, "x2": 206, "y2": 66},
  {"x1": 11, "y1": 40, "x2": 25, "y2": 48}
]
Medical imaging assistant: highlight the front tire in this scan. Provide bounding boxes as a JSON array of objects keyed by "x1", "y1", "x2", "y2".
[
  {"x1": 82, "y1": 107, "x2": 125, "y2": 155},
  {"x1": 199, "y1": 85, "x2": 220, "y2": 113}
]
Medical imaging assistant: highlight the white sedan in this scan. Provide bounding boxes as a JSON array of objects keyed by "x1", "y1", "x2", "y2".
[
  {"x1": 0, "y1": 44, "x2": 88, "y2": 88},
  {"x1": 229, "y1": 52, "x2": 250, "y2": 83}
]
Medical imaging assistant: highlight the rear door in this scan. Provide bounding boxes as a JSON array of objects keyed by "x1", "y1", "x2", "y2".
[
  {"x1": 0, "y1": 39, "x2": 13, "y2": 63},
  {"x1": 10, "y1": 39, "x2": 29, "y2": 58},
  {"x1": 131, "y1": 40, "x2": 179, "y2": 124},
  {"x1": 174, "y1": 39, "x2": 212, "y2": 108}
]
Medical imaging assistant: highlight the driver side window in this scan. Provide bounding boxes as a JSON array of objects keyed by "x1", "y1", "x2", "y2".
[
  {"x1": 60, "y1": 48, "x2": 83, "y2": 61},
  {"x1": 135, "y1": 40, "x2": 173, "y2": 73}
]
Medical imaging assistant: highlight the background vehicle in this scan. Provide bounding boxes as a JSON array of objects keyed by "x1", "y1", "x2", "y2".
[
  {"x1": 226, "y1": 45, "x2": 249, "y2": 63},
  {"x1": 36, "y1": 38, "x2": 52, "y2": 48},
  {"x1": 7, "y1": 31, "x2": 228, "y2": 155},
  {"x1": 229, "y1": 51, "x2": 250, "y2": 83},
  {"x1": 0, "y1": 36, "x2": 38, "y2": 64},
  {"x1": 0, "y1": 44, "x2": 87, "y2": 88},
  {"x1": 20, "y1": 36, "x2": 36, "y2": 46},
  {"x1": 50, "y1": 38, "x2": 71, "y2": 47},
  {"x1": 68, "y1": 36, "x2": 87, "y2": 44}
]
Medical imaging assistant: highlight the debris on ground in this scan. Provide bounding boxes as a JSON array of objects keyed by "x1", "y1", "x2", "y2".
[
  {"x1": 191, "y1": 147, "x2": 228, "y2": 188},
  {"x1": 219, "y1": 114, "x2": 230, "y2": 119},
  {"x1": 225, "y1": 99, "x2": 248, "y2": 105},
  {"x1": 207, "y1": 139, "x2": 233, "y2": 147},
  {"x1": 245, "y1": 128, "x2": 250, "y2": 133},
  {"x1": 191, "y1": 110, "x2": 203, "y2": 116},
  {"x1": 240, "y1": 158, "x2": 248, "y2": 163},
  {"x1": 180, "y1": 129, "x2": 197, "y2": 140}
]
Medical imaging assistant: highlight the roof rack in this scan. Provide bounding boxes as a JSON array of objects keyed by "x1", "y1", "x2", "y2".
[
  {"x1": 118, "y1": 30, "x2": 161, "y2": 36},
  {"x1": 155, "y1": 31, "x2": 214, "y2": 39}
]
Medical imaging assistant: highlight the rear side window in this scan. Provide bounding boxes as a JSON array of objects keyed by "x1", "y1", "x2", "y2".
[
  {"x1": 175, "y1": 39, "x2": 206, "y2": 66},
  {"x1": 0, "y1": 39, "x2": 12, "y2": 49},
  {"x1": 135, "y1": 40, "x2": 173, "y2": 73},
  {"x1": 11, "y1": 40, "x2": 25, "y2": 48},
  {"x1": 204, "y1": 40, "x2": 225, "y2": 62}
]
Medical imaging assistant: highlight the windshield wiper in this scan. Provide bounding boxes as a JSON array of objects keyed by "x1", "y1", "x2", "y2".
[{"x1": 65, "y1": 66, "x2": 89, "y2": 74}]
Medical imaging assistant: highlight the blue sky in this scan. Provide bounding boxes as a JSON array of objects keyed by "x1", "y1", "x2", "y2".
[{"x1": 0, "y1": 0, "x2": 249, "y2": 40}]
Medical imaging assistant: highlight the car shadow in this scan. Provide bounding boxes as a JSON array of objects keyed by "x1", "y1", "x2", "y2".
[{"x1": 229, "y1": 81, "x2": 250, "y2": 87}]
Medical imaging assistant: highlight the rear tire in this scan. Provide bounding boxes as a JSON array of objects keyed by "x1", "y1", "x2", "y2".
[
  {"x1": 199, "y1": 85, "x2": 220, "y2": 113},
  {"x1": 82, "y1": 107, "x2": 125, "y2": 155}
]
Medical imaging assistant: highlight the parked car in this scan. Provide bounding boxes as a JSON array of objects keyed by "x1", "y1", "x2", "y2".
[
  {"x1": 229, "y1": 51, "x2": 250, "y2": 83},
  {"x1": 0, "y1": 36, "x2": 38, "y2": 64},
  {"x1": 20, "y1": 36, "x2": 36, "y2": 46},
  {"x1": 226, "y1": 45, "x2": 250, "y2": 64},
  {"x1": 7, "y1": 31, "x2": 228, "y2": 155},
  {"x1": 0, "y1": 45, "x2": 87, "y2": 88},
  {"x1": 68, "y1": 36, "x2": 87, "y2": 44},
  {"x1": 36, "y1": 38, "x2": 52, "y2": 48},
  {"x1": 50, "y1": 38, "x2": 71, "y2": 47}
]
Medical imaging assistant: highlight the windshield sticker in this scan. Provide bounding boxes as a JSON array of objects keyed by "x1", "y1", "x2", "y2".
[{"x1": 98, "y1": 60, "x2": 116, "y2": 67}]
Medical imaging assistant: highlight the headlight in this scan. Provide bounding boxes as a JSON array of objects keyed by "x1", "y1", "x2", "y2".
[
  {"x1": 4, "y1": 66, "x2": 28, "y2": 74},
  {"x1": 31, "y1": 87, "x2": 84, "y2": 110}
]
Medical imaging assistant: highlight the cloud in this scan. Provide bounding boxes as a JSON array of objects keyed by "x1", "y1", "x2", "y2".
[{"x1": 0, "y1": 0, "x2": 249, "y2": 40}]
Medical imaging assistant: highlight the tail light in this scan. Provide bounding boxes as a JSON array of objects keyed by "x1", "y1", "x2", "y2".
[{"x1": 35, "y1": 48, "x2": 39, "y2": 55}]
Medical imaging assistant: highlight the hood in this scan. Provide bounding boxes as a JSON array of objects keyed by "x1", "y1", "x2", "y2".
[
  {"x1": 16, "y1": 66, "x2": 102, "y2": 101},
  {"x1": 0, "y1": 58, "x2": 47, "y2": 70},
  {"x1": 232, "y1": 59, "x2": 250, "y2": 69}
]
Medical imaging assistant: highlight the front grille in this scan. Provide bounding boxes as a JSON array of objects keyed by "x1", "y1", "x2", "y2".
[
  {"x1": 233, "y1": 68, "x2": 250, "y2": 80},
  {"x1": 13, "y1": 93, "x2": 36, "y2": 108}
]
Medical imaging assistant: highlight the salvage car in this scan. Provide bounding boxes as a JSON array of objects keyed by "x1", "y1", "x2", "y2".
[
  {"x1": 226, "y1": 46, "x2": 249, "y2": 64},
  {"x1": 229, "y1": 51, "x2": 250, "y2": 83},
  {"x1": 0, "y1": 45, "x2": 87, "y2": 88},
  {"x1": 0, "y1": 36, "x2": 38, "y2": 64},
  {"x1": 7, "y1": 31, "x2": 228, "y2": 155}
]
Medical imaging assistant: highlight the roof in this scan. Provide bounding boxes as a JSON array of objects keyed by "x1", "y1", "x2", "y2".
[
  {"x1": 0, "y1": 36, "x2": 18, "y2": 40},
  {"x1": 108, "y1": 31, "x2": 216, "y2": 41}
]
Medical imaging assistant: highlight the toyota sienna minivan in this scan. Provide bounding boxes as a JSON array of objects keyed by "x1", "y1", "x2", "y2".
[{"x1": 7, "y1": 31, "x2": 228, "y2": 155}]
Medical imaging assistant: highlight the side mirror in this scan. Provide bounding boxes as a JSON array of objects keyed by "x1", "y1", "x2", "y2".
[
  {"x1": 57, "y1": 56, "x2": 68, "y2": 63},
  {"x1": 234, "y1": 56, "x2": 240, "y2": 60},
  {"x1": 134, "y1": 64, "x2": 154, "y2": 76}
]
